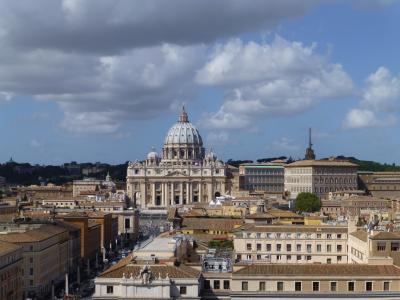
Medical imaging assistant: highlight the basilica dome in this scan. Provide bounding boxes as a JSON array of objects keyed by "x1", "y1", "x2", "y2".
[
  {"x1": 164, "y1": 107, "x2": 203, "y2": 146},
  {"x1": 162, "y1": 106, "x2": 205, "y2": 162}
]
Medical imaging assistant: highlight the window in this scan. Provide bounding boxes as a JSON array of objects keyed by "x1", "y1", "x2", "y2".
[
  {"x1": 337, "y1": 255, "x2": 342, "y2": 262},
  {"x1": 242, "y1": 281, "x2": 248, "y2": 291},
  {"x1": 317, "y1": 233, "x2": 322, "y2": 239},
  {"x1": 327, "y1": 234, "x2": 332, "y2": 239},
  {"x1": 257, "y1": 243, "x2": 262, "y2": 251},
  {"x1": 30, "y1": 280, "x2": 33, "y2": 286},
  {"x1": 327, "y1": 244, "x2": 332, "y2": 252},
  {"x1": 286, "y1": 244, "x2": 292, "y2": 252},
  {"x1": 29, "y1": 268, "x2": 33, "y2": 276},
  {"x1": 204, "y1": 280, "x2": 211, "y2": 290},
  {"x1": 180, "y1": 286, "x2": 187, "y2": 295},
  {"x1": 384, "y1": 281, "x2": 390, "y2": 291},
  {"x1": 287, "y1": 255, "x2": 291, "y2": 260},
  {"x1": 348, "y1": 282, "x2": 355, "y2": 292},
  {"x1": 317, "y1": 244, "x2": 321, "y2": 252},
  {"x1": 295, "y1": 282, "x2": 302, "y2": 291},
  {"x1": 337, "y1": 245, "x2": 342, "y2": 252},
  {"x1": 259, "y1": 281, "x2": 266, "y2": 291},
  {"x1": 307, "y1": 244, "x2": 312, "y2": 253},
  {"x1": 391, "y1": 242, "x2": 399, "y2": 251},
  {"x1": 214, "y1": 281, "x2": 220, "y2": 290},
  {"x1": 257, "y1": 254, "x2": 261, "y2": 260},
  {"x1": 106, "y1": 286, "x2": 113, "y2": 294},
  {"x1": 330, "y1": 281, "x2": 337, "y2": 292},
  {"x1": 223, "y1": 280, "x2": 230, "y2": 290},
  {"x1": 306, "y1": 255, "x2": 312, "y2": 261},
  {"x1": 29, "y1": 257, "x2": 33, "y2": 263},
  {"x1": 337, "y1": 234, "x2": 342, "y2": 239},
  {"x1": 366, "y1": 281, "x2": 372, "y2": 291},
  {"x1": 296, "y1": 244, "x2": 301, "y2": 251},
  {"x1": 266, "y1": 244, "x2": 271, "y2": 251},
  {"x1": 247, "y1": 243, "x2": 252, "y2": 251},
  {"x1": 312, "y1": 282, "x2": 320, "y2": 292},
  {"x1": 276, "y1": 244, "x2": 281, "y2": 252},
  {"x1": 327, "y1": 258, "x2": 332, "y2": 264},
  {"x1": 297, "y1": 255, "x2": 302, "y2": 261},
  {"x1": 125, "y1": 218, "x2": 131, "y2": 229},
  {"x1": 377, "y1": 242, "x2": 386, "y2": 251},
  {"x1": 277, "y1": 281, "x2": 284, "y2": 291}
]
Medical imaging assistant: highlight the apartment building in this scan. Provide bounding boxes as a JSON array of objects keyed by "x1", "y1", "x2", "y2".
[
  {"x1": 349, "y1": 230, "x2": 400, "y2": 266},
  {"x1": 0, "y1": 241, "x2": 23, "y2": 300},
  {"x1": 239, "y1": 162, "x2": 285, "y2": 194},
  {"x1": 0, "y1": 224, "x2": 69, "y2": 299},
  {"x1": 284, "y1": 159, "x2": 358, "y2": 199},
  {"x1": 233, "y1": 224, "x2": 348, "y2": 264}
]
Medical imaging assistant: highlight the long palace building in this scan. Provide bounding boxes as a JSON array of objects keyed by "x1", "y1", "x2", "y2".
[{"x1": 127, "y1": 107, "x2": 229, "y2": 209}]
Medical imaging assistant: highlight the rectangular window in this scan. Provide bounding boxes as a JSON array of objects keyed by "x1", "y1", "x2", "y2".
[
  {"x1": 266, "y1": 244, "x2": 272, "y2": 251},
  {"x1": 317, "y1": 244, "x2": 321, "y2": 252},
  {"x1": 337, "y1": 245, "x2": 342, "y2": 252},
  {"x1": 276, "y1": 244, "x2": 281, "y2": 252},
  {"x1": 287, "y1": 255, "x2": 291, "y2": 260},
  {"x1": 257, "y1": 243, "x2": 262, "y2": 251},
  {"x1": 313, "y1": 282, "x2": 319, "y2": 292},
  {"x1": 331, "y1": 281, "x2": 337, "y2": 292},
  {"x1": 391, "y1": 242, "x2": 399, "y2": 251},
  {"x1": 317, "y1": 233, "x2": 322, "y2": 239},
  {"x1": 337, "y1": 234, "x2": 342, "y2": 239},
  {"x1": 106, "y1": 286, "x2": 113, "y2": 294},
  {"x1": 259, "y1": 281, "x2": 266, "y2": 291},
  {"x1": 213, "y1": 281, "x2": 220, "y2": 290},
  {"x1": 327, "y1": 234, "x2": 332, "y2": 239},
  {"x1": 307, "y1": 244, "x2": 312, "y2": 253},
  {"x1": 125, "y1": 218, "x2": 130, "y2": 229},
  {"x1": 348, "y1": 282, "x2": 355, "y2": 292},
  {"x1": 384, "y1": 281, "x2": 390, "y2": 291},
  {"x1": 257, "y1": 254, "x2": 261, "y2": 260},
  {"x1": 246, "y1": 243, "x2": 252, "y2": 251},
  {"x1": 242, "y1": 281, "x2": 248, "y2": 291},
  {"x1": 297, "y1": 255, "x2": 302, "y2": 261},
  {"x1": 296, "y1": 244, "x2": 301, "y2": 251},
  {"x1": 366, "y1": 281, "x2": 372, "y2": 291},
  {"x1": 29, "y1": 268, "x2": 33, "y2": 276},
  {"x1": 377, "y1": 242, "x2": 386, "y2": 251},
  {"x1": 295, "y1": 281, "x2": 302, "y2": 291},
  {"x1": 277, "y1": 281, "x2": 284, "y2": 291},
  {"x1": 286, "y1": 244, "x2": 292, "y2": 252},
  {"x1": 327, "y1": 244, "x2": 332, "y2": 252},
  {"x1": 204, "y1": 280, "x2": 211, "y2": 290},
  {"x1": 223, "y1": 280, "x2": 230, "y2": 290},
  {"x1": 337, "y1": 255, "x2": 342, "y2": 262},
  {"x1": 327, "y1": 258, "x2": 332, "y2": 264},
  {"x1": 180, "y1": 286, "x2": 187, "y2": 295},
  {"x1": 306, "y1": 255, "x2": 312, "y2": 261}
]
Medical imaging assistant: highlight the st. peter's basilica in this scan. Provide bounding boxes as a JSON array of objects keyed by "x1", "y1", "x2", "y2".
[{"x1": 127, "y1": 107, "x2": 231, "y2": 209}]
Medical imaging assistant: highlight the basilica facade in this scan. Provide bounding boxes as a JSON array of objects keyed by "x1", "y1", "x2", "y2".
[{"x1": 127, "y1": 107, "x2": 229, "y2": 209}]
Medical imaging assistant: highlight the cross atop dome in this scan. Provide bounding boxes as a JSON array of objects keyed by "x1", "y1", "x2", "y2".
[{"x1": 179, "y1": 104, "x2": 189, "y2": 123}]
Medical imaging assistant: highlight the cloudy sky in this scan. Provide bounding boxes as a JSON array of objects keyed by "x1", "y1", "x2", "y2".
[{"x1": 0, "y1": 0, "x2": 399, "y2": 165}]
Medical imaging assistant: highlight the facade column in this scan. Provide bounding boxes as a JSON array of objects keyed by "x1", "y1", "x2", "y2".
[
  {"x1": 199, "y1": 181, "x2": 202, "y2": 203},
  {"x1": 161, "y1": 183, "x2": 164, "y2": 207},
  {"x1": 171, "y1": 183, "x2": 174, "y2": 205},
  {"x1": 186, "y1": 182, "x2": 190, "y2": 204},
  {"x1": 208, "y1": 182, "x2": 213, "y2": 202},
  {"x1": 163, "y1": 183, "x2": 168, "y2": 207},
  {"x1": 151, "y1": 183, "x2": 156, "y2": 206},
  {"x1": 180, "y1": 183, "x2": 183, "y2": 205}
]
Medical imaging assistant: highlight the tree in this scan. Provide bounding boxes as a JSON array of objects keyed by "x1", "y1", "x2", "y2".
[{"x1": 295, "y1": 192, "x2": 321, "y2": 213}]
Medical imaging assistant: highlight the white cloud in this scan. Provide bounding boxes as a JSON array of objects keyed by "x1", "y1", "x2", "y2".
[
  {"x1": 30, "y1": 139, "x2": 42, "y2": 148},
  {"x1": 343, "y1": 67, "x2": 400, "y2": 129},
  {"x1": 60, "y1": 111, "x2": 120, "y2": 134},
  {"x1": 343, "y1": 108, "x2": 396, "y2": 129},
  {"x1": 198, "y1": 37, "x2": 355, "y2": 130},
  {"x1": 362, "y1": 67, "x2": 400, "y2": 112},
  {"x1": 268, "y1": 137, "x2": 300, "y2": 153}
]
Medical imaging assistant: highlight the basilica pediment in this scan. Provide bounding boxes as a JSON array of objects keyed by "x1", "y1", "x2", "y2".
[{"x1": 166, "y1": 170, "x2": 187, "y2": 177}]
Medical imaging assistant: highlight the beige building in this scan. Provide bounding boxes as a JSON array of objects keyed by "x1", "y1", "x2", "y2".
[
  {"x1": 0, "y1": 241, "x2": 23, "y2": 300},
  {"x1": 284, "y1": 159, "x2": 358, "y2": 199},
  {"x1": 233, "y1": 224, "x2": 348, "y2": 264},
  {"x1": 358, "y1": 171, "x2": 400, "y2": 198},
  {"x1": 73, "y1": 173, "x2": 116, "y2": 197},
  {"x1": 226, "y1": 264, "x2": 400, "y2": 299},
  {"x1": 349, "y1": 230, "x2": 400, "y2": 266},
  {"x1": 0, "y1": 224, "x2": 69, "y2": 299},
  {"x1": 127, "y1": 107, "x2": 228, "y2": 209}
]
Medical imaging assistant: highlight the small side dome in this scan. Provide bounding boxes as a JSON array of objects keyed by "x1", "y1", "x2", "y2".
[{"x1": 147, "y1": 147, "x2": 159, "y2": 160}]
